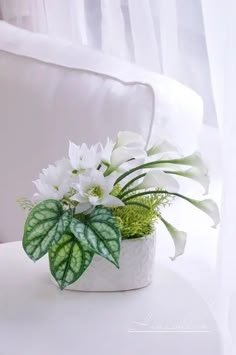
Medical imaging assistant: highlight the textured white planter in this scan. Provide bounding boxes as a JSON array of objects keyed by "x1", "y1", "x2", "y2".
[{"x1": 53, "y1": 233, "x2": 156, "y2": 292}]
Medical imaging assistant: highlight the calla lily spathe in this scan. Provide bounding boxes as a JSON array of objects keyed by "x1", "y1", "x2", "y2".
[
  {"x1": 172, "y1": 151, "x2": 208, "y2": 174},
  {"x1": 103, "y1": 131, "x2": 147, "y2": 174},
  {"x1": 115, "y1": 131, "x2": 146, "y2": 149},
  {"x1": 138, "y1": 170, "x2": 179, "y2": 193},
  {"x1": 160, "y1": 216, "x2": 187, "y2": 260},
  {"x1": 166, "y1": 167, "x2": 210, "y2": 194},
  {"x1": 147, "y1": 139, "x2": 179, "y2": 157},
  {"x1": 184, "y1": 197, "x2": 220, "y2": 228}
]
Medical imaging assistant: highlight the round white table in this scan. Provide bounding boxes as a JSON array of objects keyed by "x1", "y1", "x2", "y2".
[{"x1": 0, "y1": 242, "x2": 222, "y2": 355}]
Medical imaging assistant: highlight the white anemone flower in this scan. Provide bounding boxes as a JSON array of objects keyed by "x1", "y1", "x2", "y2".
[
  {"x1": 160, "y1": 217, "x2": 187, "y2": 260},
  {"x1": 33, "y1": 159, "x2": 71, "y2": 201},
  {"x1": 72, "y1": 169, "x2": 124, "y2": 213},
  {"x1": 137, "y1": 170, "x2": 179, "y2": 192},
  {"x1": 69, "y1": 141, "x2": 101, "y2": 172}
]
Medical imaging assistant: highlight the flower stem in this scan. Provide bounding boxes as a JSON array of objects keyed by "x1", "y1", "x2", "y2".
[
  {"x1": 114, "y1": 158, "x2": 186, "y2": 185},
  {"x1": 118, "y1": 173, "x2": 146, "y2": 197},
  {"x1": 122, "y1": 190, "x2": 190, "y2": 204}
]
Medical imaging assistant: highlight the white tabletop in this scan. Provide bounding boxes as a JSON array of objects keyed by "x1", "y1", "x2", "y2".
[{"x1": 0, "y1": 242, "x2": 222, "y2": 355}]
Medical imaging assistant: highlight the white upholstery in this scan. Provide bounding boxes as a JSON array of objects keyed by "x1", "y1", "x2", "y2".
[{"x1": 0, "y1": 21, "x2": 203, "y2": 242}]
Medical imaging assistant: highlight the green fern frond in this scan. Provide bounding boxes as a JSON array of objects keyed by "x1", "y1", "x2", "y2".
[
  {"x1": 113, "y1": 192, "x2": 172, "y2": 239},
  {"x1": 16, "y1": 197, "x2": 34, "y2": 211}
]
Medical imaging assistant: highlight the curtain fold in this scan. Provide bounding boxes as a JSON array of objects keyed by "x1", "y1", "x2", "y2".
[
  {"x1": 158, "y1": 0, "x2": 179, "y2": 77},
  {"x1": 128, "y1": 0, "x2": 161, "y2": 71},
  {"x1": 201, "y1": 1, "x2": 235, "y2": 353},
  {"x1": 101, "y1": 0, "x2": 128, "y2": 59}
]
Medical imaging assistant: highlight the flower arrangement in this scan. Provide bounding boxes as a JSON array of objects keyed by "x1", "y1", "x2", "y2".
[{"x1": 19, "y1": 131, "x2": 219, "y2": 289}]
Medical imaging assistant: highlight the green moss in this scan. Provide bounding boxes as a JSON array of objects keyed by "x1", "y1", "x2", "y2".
[{"x1": 113, "y1": 193, "x2": 171, "y2": 239}]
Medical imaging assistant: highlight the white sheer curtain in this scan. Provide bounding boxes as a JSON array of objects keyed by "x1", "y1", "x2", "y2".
[
  {"x1": 202, "y1": 1, "x2": 236, "y2": 354},
  {"x1": 0, "y1": 0, "x2": 216, "y2": 126},
  {"x1": 1, "y1": 0, "x2": 235, "y2": 353}
]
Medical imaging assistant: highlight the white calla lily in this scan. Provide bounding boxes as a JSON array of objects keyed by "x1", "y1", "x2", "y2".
[
  {"x1": 147, "y1": 140, "x2": 179, "y2": 156},
  {"x1": 72, "y1": 169, "x2": 124, "y2": 213},
  {"x1": 111, "y1": 146, "x2": 146, "y2": 169},
  {"x1": 138, "y1": 170, "x2": 179, "y2": 192},
  {"x1": 160, "y1": 216, "x2": 187, "y2": 260},
  {"x1": 33, "y1": 159, "x2": 71, "y2": 201},
  {"x1": 69, "y1": 141, "x2": 100, "y2": 171},
  {"x1": 166, "y1": 167, "x2": 210, "y2": 194},
  {"x1": 181, "y1": 196, "x2": 220, "y2": 227},
  {"x1": 171, "y1": 151, "x2": 208, "y2": 173},
  {"x1": 151, "y1": 151, "x2": 208, "y2": 174},
  {"x1": 115, "y1": 131, "x2": 146, "y2": 149},
  {"x1": 103, "y1": 132, "x2": 147, "y2": 175}
]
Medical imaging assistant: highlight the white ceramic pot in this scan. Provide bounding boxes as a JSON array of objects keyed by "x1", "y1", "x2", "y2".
[{"x1": 62, "y1": 233, "x2": 156, "y2": 292}]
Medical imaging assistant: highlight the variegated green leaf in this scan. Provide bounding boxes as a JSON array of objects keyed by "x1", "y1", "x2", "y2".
[
  {"x1": 23, "y1": 199, "x2": 72, "y2": 261},
  {"x1": 49, "y1": 233, "x2": 94, "y2": 289},
  {"x1": 70, "y1": 207, "x2": 121, "y2": 267}
]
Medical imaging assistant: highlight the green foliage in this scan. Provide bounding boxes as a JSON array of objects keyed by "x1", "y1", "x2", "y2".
[
  {"x1": 49, "y1": 233, "x2": 94, "y2": 290},
  {"x1": 23, "y1": 200, "x2": 121, "y2": 289},
  {"x1": 17, "y1": 197, "x2": 34, "y2": 211},
  {"x1": 23, "y1": 199, "x2": 72, "y2": 261},
  {"x1": 113, "y1": 193, "x2": 171, "y2": 239},
  {"x1": 70, "y1": 207, "x2": 121, "y2": 267}
]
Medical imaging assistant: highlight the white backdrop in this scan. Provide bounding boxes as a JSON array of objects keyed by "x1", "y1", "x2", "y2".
[{"x1": 0, "y1": 1, "x2": 235, "y2": 353}]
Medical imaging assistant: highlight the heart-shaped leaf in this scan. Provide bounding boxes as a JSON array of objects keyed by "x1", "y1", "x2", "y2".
[
  {"x1": 70, "y1": 207, "x2": 121, "y2": 267},
  {"x1": 49, "y1": 233, "x2": 94, "y2": 289},
  {"x1": 23, "y1": 199, "x2": 72, "y2": 261}
]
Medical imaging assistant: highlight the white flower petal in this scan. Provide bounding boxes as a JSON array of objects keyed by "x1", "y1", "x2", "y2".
[
  {"x1": 71, "y1": 192, "x2": 88, "y2": 203},
  {"x1": 75, "y1": 202, "x2": 92, "y2": 213},
  {"x1": 184, "y1": 197, "x2": 220, "y2": 227},
  {"x1": 116, "y1": 131, "x2": 145, "y2": 148},
  {"x1": 161, "y1": 217, "x2": 187, "y2": 260},
  {"x1": 102, "y1": 195, "x2": 124, "y2": 207},
  {"x1": 100, "y1": 138, "x2": 114, "y2": 165},
  {"x1": 69, "y1": 141, "x2": 79, "y2": 170},
  {"x1": 174, "y1": 151, "x2": 208, "y2": 173},
  {"x1": 88, "y1": 195, "x2": 100, "y2": 205},
  {"x1": 153, "y1": 151, "x2": 208, "y2": 175},
  {"x1": 147, "y1": 140, "x2": 179, "y2": 156},
  {"x1": 168, "y1": 167, "x2": 210, "y2": 194},
  {"x1": 139, "y1": 170, "x2": 179, "y2": 192},
  {"x1": 111, "y1": 146, "x2": 146, "y2": 168}
]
